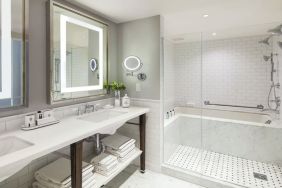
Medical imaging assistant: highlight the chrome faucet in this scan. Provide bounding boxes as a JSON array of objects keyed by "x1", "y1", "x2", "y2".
[
  {"x1": 85, "y1": 104, "x2": 95, "y2": 113},
  {"x1": 77, "y1": 103, "x2": 103, "y2": 116}
]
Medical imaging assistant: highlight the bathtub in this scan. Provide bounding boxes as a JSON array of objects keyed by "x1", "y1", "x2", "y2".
[
  {"x1": 165, "y1": 107, "x2": 277, "y2": 128},
  {"x1": 164, "y1": 107, "x2": 282, "y2": 165}
]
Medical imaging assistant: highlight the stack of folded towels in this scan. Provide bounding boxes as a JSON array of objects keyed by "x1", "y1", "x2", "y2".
[
  {"x1": 102, "y1": 134, "x2": 136, "y2": 162},
  {"x1": 32, "y1": 157, "x2": 95, "y2": 188},
  {"x1": 91, "y1": 152, "x2": 118, "y2": 176}
]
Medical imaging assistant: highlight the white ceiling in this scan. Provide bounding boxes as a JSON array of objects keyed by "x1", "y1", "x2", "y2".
[{"x1": 72, "y1": 0, "x2": 282, "y2": 39}]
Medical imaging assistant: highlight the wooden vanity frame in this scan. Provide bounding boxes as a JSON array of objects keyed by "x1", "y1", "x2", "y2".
[{"x1": 70, "y1": 113, "x2": 146, "y2": 188}]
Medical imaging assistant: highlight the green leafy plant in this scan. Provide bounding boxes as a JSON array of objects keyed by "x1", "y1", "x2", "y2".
[
  {"x1": 103, "y1": 82, "x2": 111, "y2": 90},
  {"x1": 110, "y1": 81, "x2": 126, "y2": 91}
]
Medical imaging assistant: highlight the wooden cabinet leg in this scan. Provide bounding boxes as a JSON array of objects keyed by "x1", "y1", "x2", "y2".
[
  {"x1": 71, "y1": 141, "x2": 83, "y2": 188},
  {"x1": 139, "y1": 114, "x2": 146, "y2": 173}
]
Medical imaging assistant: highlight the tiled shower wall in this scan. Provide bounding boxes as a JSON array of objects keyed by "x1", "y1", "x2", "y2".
[
  {"x1": 163, "y1": 40, "x2": 176, "y2": 112},
  {"x1": 165, "y1": 35, "x2": 275, "y2": 110}
]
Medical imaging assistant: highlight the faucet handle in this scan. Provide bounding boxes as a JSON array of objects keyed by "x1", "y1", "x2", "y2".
[
  {"x1": 94, "y1": 104, "x2": 102, "y2": 111},
  {"x1": 78, "y1": 106, "x2": 85, "y2": 116}
]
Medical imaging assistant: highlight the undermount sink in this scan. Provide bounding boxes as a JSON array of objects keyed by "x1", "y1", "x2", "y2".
[
  {"x1": 78, "y1": 109, "x2": 128, "y2": 134},
  {"x1": 78, "y1": 109, "x2": 128, "y2": 123},
  {"x1": 0, "y1": 136, "x2": 34, "y2": 182},
  {"x1": 0, "y1": 136, "x2": 33, "y2": 157}
]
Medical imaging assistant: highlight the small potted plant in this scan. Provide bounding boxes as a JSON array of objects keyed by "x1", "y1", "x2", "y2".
[{"x1": 109, "y1": 81, "x2": 126, "y2": 106}]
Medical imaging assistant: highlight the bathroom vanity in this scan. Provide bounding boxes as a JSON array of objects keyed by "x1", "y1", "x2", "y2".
[
  {"x1": 0, "y1": 0, "x2": 149, "y2": 187},
  {"x1": 0, "y1": 107, "x2": 149, "y2": 187}
]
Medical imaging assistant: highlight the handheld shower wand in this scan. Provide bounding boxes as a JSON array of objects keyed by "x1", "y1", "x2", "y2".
[{"x1": 263, "y1": 53, "x2": 275, "y2": 82}]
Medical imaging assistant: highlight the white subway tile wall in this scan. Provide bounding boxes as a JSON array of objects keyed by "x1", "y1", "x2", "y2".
[
  {"x1": 166, "y1": 35, "x2": 274, "y2": 109},
  {"x1": 117, "y1": 99, "x2": 161, "y2": 172},
  {"x1": 163, "y1": 40, "x2": 176, "y2": 112}
]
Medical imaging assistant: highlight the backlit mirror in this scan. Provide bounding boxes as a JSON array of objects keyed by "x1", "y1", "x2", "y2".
[
  {"x1": 48, "y1": 1, "x2": 108, "y2": 103},
  {"x1": 0, "y1": 0, "x2": 28, "y2": 109},
  {"x1": 123, "y1": 56, "x2": 142, "y2": 72}
]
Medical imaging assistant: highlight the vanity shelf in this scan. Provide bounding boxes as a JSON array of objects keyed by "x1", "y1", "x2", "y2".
[{"x1": 92, "y1": 148, "x2": 142, "y2": 188}]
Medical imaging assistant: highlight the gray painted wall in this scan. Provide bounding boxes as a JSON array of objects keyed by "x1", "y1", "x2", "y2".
[
  {"x1": 1, "y1": 1, "x2": 161, "y2": 117},
  {"x1": 0, "y1": 0, "x2": 118, "y2": 117},
  {"x1": 117, "y1": 16, "x2": 161, "y2": 100}
]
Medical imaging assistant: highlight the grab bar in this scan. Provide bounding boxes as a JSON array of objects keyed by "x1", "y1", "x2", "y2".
[{"x1": 204, "y1": 100, "x2": 264, "y2": 110}]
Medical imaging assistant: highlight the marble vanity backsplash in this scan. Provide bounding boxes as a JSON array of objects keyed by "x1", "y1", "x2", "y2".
[{"x1": 0, "y1": 98, "x2": 114, "y2": 135}]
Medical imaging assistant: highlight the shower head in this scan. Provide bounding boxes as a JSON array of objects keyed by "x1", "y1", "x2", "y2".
[
  {"x1": 268, "y1": 24, "x2": 282, "y2": 35},
  {"x1": 258, "y1": 36, "x2": 271, "y2": 45},
  {"x1": 263, "y1": 55, "x2": 271, "y2": 61}
]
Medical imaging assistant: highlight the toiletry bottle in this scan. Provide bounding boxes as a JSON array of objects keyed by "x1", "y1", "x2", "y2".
[
  {"x1": 115, "y1": 98, "x2": 121, "y2": 107},
  {"x1": 166, "y1": 112, "x2": 170, "y2": 119},
  {"x1": 122, "y1": 94, "x2": 130, "y2": 108}
]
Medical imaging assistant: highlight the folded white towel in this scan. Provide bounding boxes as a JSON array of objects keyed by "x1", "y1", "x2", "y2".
[
  {"x1": 119, "y1": 139, "x2": 136, "y2": 151},
  {"x1": 35, "y1": 167, "x2": 94, "y2": 188},
  {"x1": 95, "y1": 159, "x2": 118, "y2": 171},
  {"x1": 33, "y1": 182, "x2": 49, "y2": 188},
  {"x1": 80, "y1": 174, "x2": 96, "y2": 188},
  {"x1": 91, "y1": 153, "x2": 117, "y2": 166},
  {"x1": 83, "y1": 175, "x2": 96, "y2": 188},
  {"x1": 118, "y1": 148, "x2": 137, "y2": 162},
  {"x1": 36, "y1": 172, "x2": 95, "y2": 188},
  {"x1": 106, "y1": 144, "x2": 135, "y2": 158},
  {"x1": 102, "y1": 134, "x2": 134, "y2": 150},
  {"x1": 95, "y1": 164, "x2": 118, "y2": 176},
  {"x1": 33, "y1": 175, "x2": 95, "y2": 188},
  {"x1": 34, "y1": 158, "x2": 93, "y2": 187}
]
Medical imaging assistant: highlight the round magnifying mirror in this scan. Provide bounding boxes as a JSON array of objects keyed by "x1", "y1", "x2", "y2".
[
  {"x1": 123, "y1": 56, "x2": 142, "y2": 72},
  {"x1": 89, "y1": 58, "x2": 98, "y2": 72}
]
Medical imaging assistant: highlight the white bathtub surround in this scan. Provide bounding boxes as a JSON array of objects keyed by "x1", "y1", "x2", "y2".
[
  {"x1": 165, "y1": 108, "x2": 282, "y2": 165},
  {"x1": 172, "y1": 107, "x2": 275, "y2": 128},
  {"x1": 164, "y1": 107, "x2": 282, "y2": 187},
  {"x1": 167, "y1": 145, "x2": 282, "y2": 188},
  {"x1": 117, "y1": 98, "x2": 162, "y2": 172}
]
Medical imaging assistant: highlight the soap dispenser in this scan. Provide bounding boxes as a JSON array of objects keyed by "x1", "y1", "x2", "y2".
[{"x1": 122, "y1": 94, "x2": 130, "y2": 108}]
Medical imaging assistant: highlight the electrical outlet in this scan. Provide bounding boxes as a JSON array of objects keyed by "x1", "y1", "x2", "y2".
[{"x1": 136, "y1": 83, "x2": 141, "y2": 92}]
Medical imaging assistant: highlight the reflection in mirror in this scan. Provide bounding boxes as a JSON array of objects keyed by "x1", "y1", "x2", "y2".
[
  {"x1": 123, "y1": 56, "x2": 142, "y2": 72},
  {"x1": 89, "y1": 58, "x2": 98, "y2": 72},
  {"x1": 0, "y1": 0, "x2": 27, "y2": 108},
  {"x1": 49, "y1": 2, "x2": 108, "y2": 103}
]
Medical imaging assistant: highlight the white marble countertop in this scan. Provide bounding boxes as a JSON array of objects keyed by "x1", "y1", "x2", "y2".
[{"x1": 0, "y1": 106, "x2": 149, "y2": 179}]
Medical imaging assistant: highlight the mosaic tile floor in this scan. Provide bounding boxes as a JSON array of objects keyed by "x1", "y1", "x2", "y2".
[{"x1": 167, "y1": 145, "x2": 282, "y2": 188}]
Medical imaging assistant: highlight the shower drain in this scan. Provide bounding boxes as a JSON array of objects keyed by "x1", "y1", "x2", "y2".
[{"x1": 253, "y1": 172, "x2": 268, "y2": 181}]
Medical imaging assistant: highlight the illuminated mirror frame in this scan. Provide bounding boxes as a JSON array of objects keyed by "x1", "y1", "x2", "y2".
[
  {"x1": 0, "y1": 0, "x2": 28, "y2": 111},
  {"x1": 0, "y1": 0, "x2": 12, "y2": 99},
  {"x1": 47, "y1": 0, "x2": 109, "y2": 104},
  {"x1": 60, "y1": 15, "x2": 104, "y2": 93}
]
